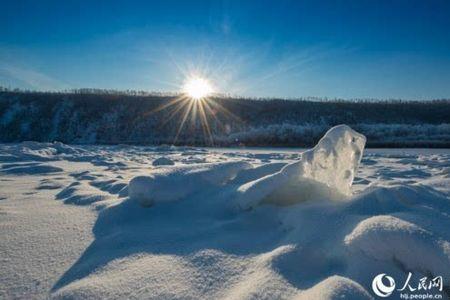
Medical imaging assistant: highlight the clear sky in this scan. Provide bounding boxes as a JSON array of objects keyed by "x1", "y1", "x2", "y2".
[{"x1": 1, "y1": 0, "x2": 450, "y2": 99}]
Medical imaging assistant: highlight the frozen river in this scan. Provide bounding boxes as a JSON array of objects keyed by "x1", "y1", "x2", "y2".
[{"x1": 1, "y1": 140, "x2": 449, "y2": 299}]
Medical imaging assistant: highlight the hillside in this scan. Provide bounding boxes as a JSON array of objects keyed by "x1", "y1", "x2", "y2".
[{"x1": 0, "y1": 90, "x2": 449, "y2": 147}]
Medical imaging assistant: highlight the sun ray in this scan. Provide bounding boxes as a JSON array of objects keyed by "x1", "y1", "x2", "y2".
[
  {"x1": 144, "y1": 94, "x2": 187, "y2": 116},
  {"x1": 173, "y1": 98, "x2": 196, "y2": 144},
  {"x1": 201, "y1": 100, "x2": 226, "y2": 132},
  {"x1": 158, "y1": 96, "x2": 191, "y2": 129},
  {"x1": 197, "y1": 99, "x2": 214, "y2": 145}
]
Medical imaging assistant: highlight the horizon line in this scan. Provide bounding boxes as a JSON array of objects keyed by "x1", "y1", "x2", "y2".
[{"x1": 1, "y1": 86, "x2": 450, "y2": 103}]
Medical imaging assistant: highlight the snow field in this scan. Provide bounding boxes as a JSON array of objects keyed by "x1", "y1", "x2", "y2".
[{"x1": 0, "y1": 126, "x2": 449, "y2": 299}]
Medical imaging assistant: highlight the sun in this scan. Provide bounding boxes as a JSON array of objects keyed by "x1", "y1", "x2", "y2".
[
  {"x1": 183, "y1": 77, "x2": 213, "y2": 100},
  {"x1": 147, "y1": 74, "x2": 240, "y2": 146}
]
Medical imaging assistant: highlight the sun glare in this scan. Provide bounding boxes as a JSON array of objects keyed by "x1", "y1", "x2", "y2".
[
  {"x1": 145, "y1": 73, "x2": 239, "y2": 146},
  {"x1": 183, "y1": 77, "x2": 213, "y2": 99}
]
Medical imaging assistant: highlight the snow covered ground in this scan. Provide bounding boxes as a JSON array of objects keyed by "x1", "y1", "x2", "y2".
[{"x1": 1, "y1": 130, "x2": 450, "y2": 299}]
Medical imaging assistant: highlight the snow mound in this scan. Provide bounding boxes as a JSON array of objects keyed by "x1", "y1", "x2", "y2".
[
  {"x1": 234, "y1": 125, "x2": 366, "y2": 209},
  {"x1": 295, "y1": 276, "x2": 373, "y2": 300},
  {"x1": 230, "y1": 162, "x2": 287, "y2": 184},
  {"x1": 129, "y1": 161, "x2": 252, "y2": 206},
  {"x1": 345, "y1": 215, "x2": 450, "y2": 281},
  {"x1": 152, "y1": 157, "x2": 175, "y2": 166},
  {"x1": 56, "y1": 182, "x2": 114, "y2": 206},
  {"x1": 1, "y1": 163, "x2": 63, "y2": 175}
]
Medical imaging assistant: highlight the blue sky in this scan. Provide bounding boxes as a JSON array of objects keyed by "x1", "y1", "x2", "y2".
[{"x1": 1, "y1": 0, "x2": 450, "y2": 99}]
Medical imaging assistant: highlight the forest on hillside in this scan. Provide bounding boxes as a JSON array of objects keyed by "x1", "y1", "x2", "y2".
[{"x1": 0, "y1": 89, "x2": 449, "y2": 147}]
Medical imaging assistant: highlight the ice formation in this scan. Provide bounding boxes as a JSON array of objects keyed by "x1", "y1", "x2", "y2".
[
  {"x1": 234, "y1": 124, "x2": 366, "y2": 209},
  {"x1": 129, "y1": 125, "x2": 366, "y2": 208}
]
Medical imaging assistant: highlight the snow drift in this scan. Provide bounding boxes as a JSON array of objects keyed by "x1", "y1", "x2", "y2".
[
  {"x1": 129, "y1": 161, "x2": 252, "y2": 206},
  {"x1": 129, "y1": 124, "x2": 366, "y2": 209}
]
